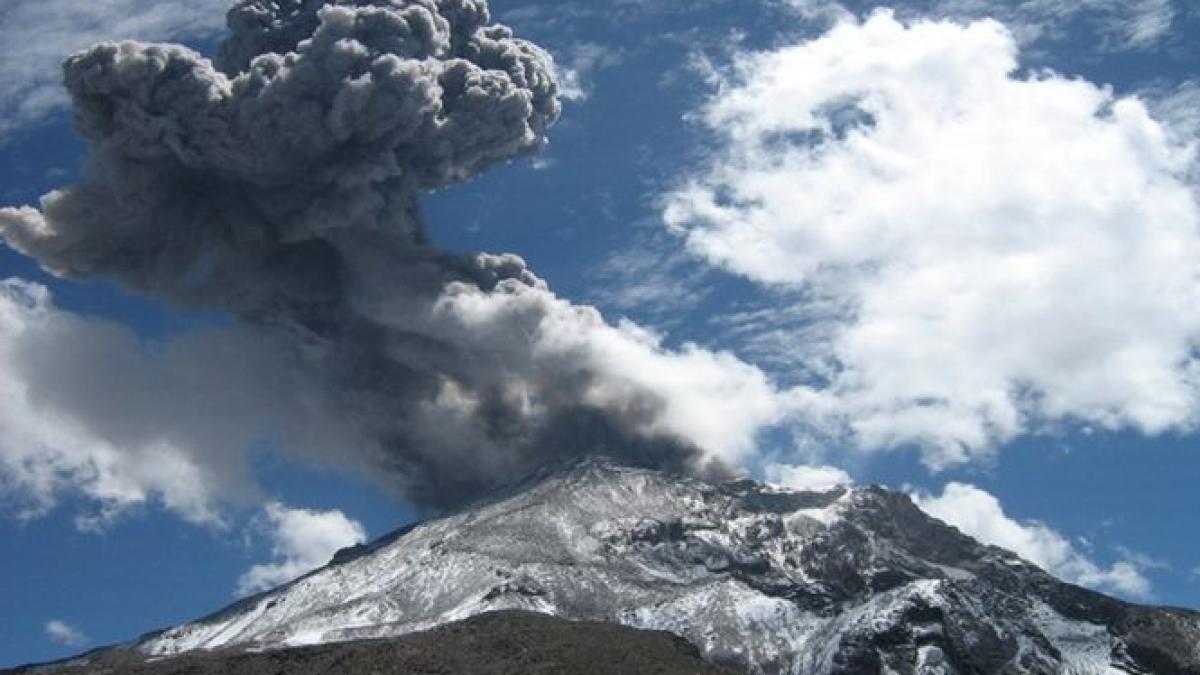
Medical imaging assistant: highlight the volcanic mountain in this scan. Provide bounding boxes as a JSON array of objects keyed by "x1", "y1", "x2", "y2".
[{"x1": 13, "y1": 458, "x2": 1200, "y2": 674}]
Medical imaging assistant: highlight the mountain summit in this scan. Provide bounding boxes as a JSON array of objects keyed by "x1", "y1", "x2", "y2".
[{"x1": 31, "y1": 459, "x2": 1200, "y2": 673}]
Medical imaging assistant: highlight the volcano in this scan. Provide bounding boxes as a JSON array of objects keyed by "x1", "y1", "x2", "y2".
[{"x1": 11, "y1": 458, "x2": 1200, "y2": 674}]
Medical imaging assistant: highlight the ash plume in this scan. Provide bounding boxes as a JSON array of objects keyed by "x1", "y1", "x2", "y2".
[{"x1": 0, "y1": 0, "x2": 762, "y2": 508}]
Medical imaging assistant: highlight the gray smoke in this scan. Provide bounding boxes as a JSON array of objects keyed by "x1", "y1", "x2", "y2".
[{"x1": 0, "y1": 0, "x2": 730, "y2": 508}]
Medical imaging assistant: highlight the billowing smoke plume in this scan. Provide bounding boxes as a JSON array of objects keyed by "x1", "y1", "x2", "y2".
[{"x1": 0, "y1": 0, "x2": 781, "y2": 509}]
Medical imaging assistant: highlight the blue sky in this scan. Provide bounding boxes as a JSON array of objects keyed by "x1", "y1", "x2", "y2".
[{"x1": 2, "y1": 0, "x2": 1200, "y2": 667}]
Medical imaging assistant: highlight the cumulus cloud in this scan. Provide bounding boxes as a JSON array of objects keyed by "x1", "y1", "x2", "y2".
[
  {"x1": 0, "y1": 0, "x2": 789, "y2": 518},
  {"x1": 0, "y1": 278, "x2": 371, "y2": 527},
  {"x1": 238, "y1": 503, "x2": 367, "y2": 595},
  {"x1": 0, "y1": 0, "x2": 229, "y2": 138},
  {"x1": 44, "y1": 619, "x2": 88, "y2": 648},
  {"x1": 665, "y1": 11, "x2": 1200, "y2": 467},
  {"x1": 914, "y1": 483, "x2": 1152, "y2": 598},
  {"x1": 764, "y1": 463, "x2": 851, "y2": 491}
]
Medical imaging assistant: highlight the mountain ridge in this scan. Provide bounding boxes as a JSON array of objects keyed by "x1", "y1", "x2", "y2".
[{"x1": 15, "y1": 457, "x2": 1200, "y2": 674}]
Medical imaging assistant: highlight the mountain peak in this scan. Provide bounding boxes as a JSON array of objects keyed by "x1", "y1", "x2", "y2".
[{"x1": 132, "y1": 461, "x2": 1199, "y2": 674}]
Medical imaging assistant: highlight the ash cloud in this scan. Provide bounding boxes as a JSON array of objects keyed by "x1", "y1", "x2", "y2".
[{"x1": 0, "y1": 0, "x2": 775, "y2": 510}]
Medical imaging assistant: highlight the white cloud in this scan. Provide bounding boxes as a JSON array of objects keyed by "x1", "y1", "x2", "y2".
[
  {"x1": 588, "y1": 228, "x2": 716, "y2": 327},
  {"x1": 44, "y1": 619, "x2": 88, "y2": 647},
  {"x1": 0, "y1": 275, "x2": 791, "y2": 527},
  {"x1": 1146, "y1": 81, "x2": 1200, "y2": 146},
  {"x1": 764, "y1": 463, "x2": 852, "y2": 491},
  {"x1": 437, "y1": 282, "x2": 789, "y2": 466},
  {"x1": 1111, "y1": 0, "x2": 1176, "y2": 48},
  {"x1": 0, "y1": 278, "x2": 788, "y2": 560},
  {"x1": 914, "y1": 483, "x2": 1152, "y2": 598},
  {"x1": 1112, "y1": 545, "x2": 1171, "y2": 571},
  {"x1": 778, "y1": 0, "x2": 853, "y2": 25},
  {"x1": 0, "y1": 279, "x2": 368, "y2": 527},
  {"x1": 0, "y1": 0, "x2": 228, "y2": 137},
  {"x1": 237, "y1": 503, "x2": 367, "y2": 596},
  {"x1": 556, "y1": 43, "x2": 625, "y2": 103},
  {"x1": 926, "y1": 0, "x2": 1175, "y2": 50},
  {"x1": 665, "y1": 11, "x2": 1200, "y2": 467}
]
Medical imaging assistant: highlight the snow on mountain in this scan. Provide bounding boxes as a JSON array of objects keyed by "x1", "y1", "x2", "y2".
[{"x1": 138, "y1": 458, "x2": 1200, "y2": 674}]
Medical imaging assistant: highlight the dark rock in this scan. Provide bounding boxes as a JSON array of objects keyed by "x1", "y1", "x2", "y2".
[{"x1": 3, "y1": 611, "x2": 739, "y2": 675}]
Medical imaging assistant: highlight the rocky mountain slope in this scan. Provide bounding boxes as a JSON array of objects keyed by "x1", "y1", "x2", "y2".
[
  {"x1": 6, "y1": 611, "x2": 734, "y2": 675},
  {"x1": 18, "y1": 458, "x2": 1200, "y2": 674}
]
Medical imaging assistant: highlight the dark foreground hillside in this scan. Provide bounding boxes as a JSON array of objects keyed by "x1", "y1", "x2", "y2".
[{"x1": 5, "y1": 611, "x2": 738, "y2": 675}]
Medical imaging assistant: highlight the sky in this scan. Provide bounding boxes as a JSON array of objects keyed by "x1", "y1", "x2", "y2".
[{"x1": 1, "y1": 0, "x2": 1199, "y2": 667}]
